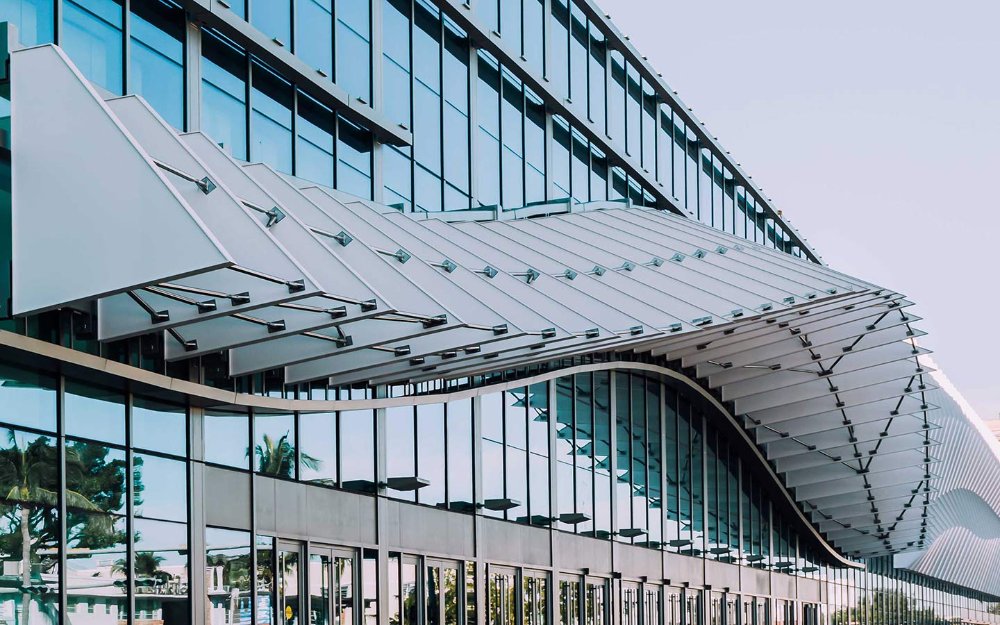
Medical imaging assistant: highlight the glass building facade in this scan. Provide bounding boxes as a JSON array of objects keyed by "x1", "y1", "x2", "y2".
[
  {"x1": 0, "y1": 1, "x2": 995, "y2": 625},
  {"x1": 0, "y1": 0, "x2": 813, "y2": 260}
]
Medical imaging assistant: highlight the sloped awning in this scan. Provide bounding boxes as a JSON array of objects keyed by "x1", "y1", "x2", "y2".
[{"x1": 8, "y1": 43, "x2": 935, "y2": 559}]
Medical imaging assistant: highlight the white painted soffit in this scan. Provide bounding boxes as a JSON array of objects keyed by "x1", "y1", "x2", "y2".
[{"x1": 9, "y1": 42, "x2": 939, "y2": 560}]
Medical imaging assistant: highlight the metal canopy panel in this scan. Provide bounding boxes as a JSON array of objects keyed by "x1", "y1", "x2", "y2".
[
  {"x1": 10, "y1": 45, "x2": 232, "y2": 316},
  {"x1": 10, "y1": 41, "x2": 944, "y2": 561}
]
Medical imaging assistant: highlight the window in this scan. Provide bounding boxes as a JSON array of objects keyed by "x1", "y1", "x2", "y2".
[
  {"x1": 500, "y1": 69, "x2": 524, "y2": 209},
  {"x1": 134, "y1": 453, "x2": 187, "y2": 522},
  {"x1": 588, "y1": 26, "x2": 606, "y2": 131},
  {"x1": 524, "y1": 89, "x2": 546, "y2": 205},
  {"x1": 337, "y1": 117, "x2": 373, "y2": 199},
  {"x1": 549, "y1": 0, "x2": 569, "y2": 99},
  {"x1": 296, "y1": 0, "x2": 333, "y2": 77},
  {"x1": 251, "y1": 0, "x2": 290, "y2": 45},
  {"x1": 204, "y1": 410, "x2": 250, "y2": 469},
  {"x1": 340, "y1": 409, "x2": 376, "y2": 492},
  {"x1": 202, "y1": 30, "x2": 248, "y2": 159},
  {"x1": 132, "y1": 396, "x2": 187, "y2": 457},
  {"x1": 443, "y1": 20, "x2": 471, "y2": 209},
  {"x1": 446, "y1": 399, "x2": 474, "y2": 511},
  {"x1": 133, "y1": 517, "x2": 189, "y2": 625},
  {"x1": 206, "y1": 528, "x2": 252, "y2": 623},
  {"x1": 65, "y1": 380, "x2": 125, "y2": 445},
  {"x1": 63, "y1": 0, "x2": 123, "y2": 94},
  {"x1": 336, "y1": 0, "x2": 371, "y2": 101},
  {"x1": 251, "y1": 61, "x2": 294, "y2": 174},
  {"x1": 254, "y1": 412, "x2": 297, "y2": 478},
  {"x1": 569, "y1": 3, "x2": 587, "y2": 110},
  {"x1": 475, "y1": 51, "x2": 501, "y2": 207},
  {"x1": 296, "y1": 92, "x2": 336, "y2": 187},
  {"x1": 523, "y1": 0, "x2": 544, "y2": 75},
  {"x1": 129, "y1": 0, "x2": 184, "y2": 130},
  {"x1": 0, "y1": 0, "x2": 54, "y2": 46},
  {"x1": 0, "y1": 362, "x2": 57, "y2": 432}
]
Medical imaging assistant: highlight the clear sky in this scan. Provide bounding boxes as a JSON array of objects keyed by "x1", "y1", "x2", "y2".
[{"x1": 605, "y1": 0, "x2": 1000, "y2": 420}]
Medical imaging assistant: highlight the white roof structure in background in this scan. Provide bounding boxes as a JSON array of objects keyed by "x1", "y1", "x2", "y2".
[{"x1": 8, "y1": 43, "x2": 969, "y2": 565}]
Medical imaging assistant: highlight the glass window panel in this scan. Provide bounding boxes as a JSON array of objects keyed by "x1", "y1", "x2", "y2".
[
  {"x1": 337, "y1": 117, "x2": 373, "y2": 199},
  {"x1": 548, "y1": 0, "x2": 569, "y2": 99},
  {"x1": 299, "y1": 411, "x2": 337, "y2": 485},
  {"x1": 588, "y1": 26, "x2": 605, "y2": 131},
  {"x1": 475, "y1": 0, "x2": 497, "y2": 34},
  {"x1": 134, "y1": 453, "x2": 187, "y2": 522},
  {"x1": 202, "y1": 30, "x2": 248, "y2": 159},
  {"x1": 0, "y1": 498, "x2": 60, "y2": 625},
  {"x1": 590, "y1": 146, "x2": 607, "y2": 202},
  {"x1": 386, "y1": 405, "x2": 415, "y2": 501},
  {"x1": 615, "y1": 373, "x2": 631, "y2": 539},
  {"x1": 672, "y1": 118, "x2": 686, "y2": 206},
  {"x1": 413, "y1": 1, "x2": 442, "y2": 174},
  {"x1": 507, "y1": 446, "x2": 527, "y2": 522},
  {"x1": 571, "y1": 128, "x2": 589, "y2": 203},
  {"x1": 629, "y1": 376, "x2": 647, "y2": 537},
  {"x1": 685, "y1": 129, "x2": 699, "y2": 216},
  {"x1": 382, "y1": 0, "x2": 411, "y2": 128},
  {"x1": 500, "y1": 0, "x2": 520, "y2": 52},
  {"x1": 129, "y1": 0, "x2": 185, "y2": 130},
  {"x1": 384, "y1": 146, "x2": 413, "y2": 211},
  {"x1": 362, "y1": 550, "x2": 377, "y2": 625},
  {"x1": 414, "y1": 165, "x2": 443, "y2": 212},
  {"x1": 65, "y1": 380, "x2": 125, "y2": 445},
  {"x1": 523, "y1": 0, "x2": 544, "y2": 75},
  {"x1": 133, "y1": 518, "x2": 189, "y2": 625},
  {"x1": 204, "y1": 410, "x2": 250, "y2": 469},
  {"x1": 0, "y1": 0, "x2": 54, "y2": 46},
  {"x1": 552, "y1": 116, "x2": 571, "y2": 199},
  {"x1": 296, "y1": 92, "x2": 336, "y2": 187},
  {"x1": 65, "y1": 513, "x2": 128, "y2": 623},
  {"x1": 593, "y1": 372, "x2": 611, "y2": 538},
  {"x1": 296, "y1": 0, "x2": 333, "y2": 76},
  {"x1": 476, "y1": 51, "x2": 501, "y2": 207},
  {"x1": 251, "y1": 61, "x2": 293, "y2": 174},
  {"x1": 205, "y1": 528, "x2": 252, "y2": 625},
  {"x1": 641, "y1": 80, "x2": 656, "y2": 172},
  {"x1": 646, "y1": 380, "x2": 662, "y2": 546},
  {"x1": 256, "y1": 535, "x2": 276, "y2": 625},
  {"x1": 443, "y1": 21, "x2": 470, "y2": 196},
  {"x1": 417, "y1": 403, "x2": 446, "y2": 507},
  {"x1": 132, "y1": 396, "x2": 186, "y2": 457},
  {"x1": 446, "y1": 399, "x2": 474, "y2": 511},
  {"x1": 608, "y1": 51, "x2": 625, "y2": 146},
  {"x1": 657, "y1": 105, "x2": 672, "y2": 188},
  {"x1": 500, "y1": 69, "x2": 524, "y2": 209},
  {"x1": 66, "y1": 440, "x2": 126, "y2": 515},
  {"x1": 340, "y1": 410, "x2": 375, "y2": 492},
  {"x1": 625, "y1": 63, "x2": 641, "y2": 159},
  {"x1": 524, "y1": 89, "x2": 546, "y2": 204},
  {"x1": 569, "y1": 3, "x2": 587, "y2": 110},
  {"x1": 574, "y1": 373, "x2": 593, "y2": 534},
  {"x1": 253, "y1": 412, "x2": 296, "y2": 478},
  {"x1": 336, "y1": 0, "x2": 371, "y2": 101},
  {"x1": 251, "y1": 0, "x2": 290, "y2": 44},
  {"x1": 0, "y1": 363, "x2": 57, "y2": 432},
  {"x1": 63, "y1": 0, "x2": 123, "y2": 94}
]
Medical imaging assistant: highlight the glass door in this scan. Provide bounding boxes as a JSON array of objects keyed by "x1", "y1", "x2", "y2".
[
  {"x1": 277, "y1": 542, "x2": 304, "y2": 625},
  {"x1": 644, "y1": 586, "x2": 662, "y2": 625},
  {"x1": 523, "y1": 571, "x2": 549, "y2": 625},
  {"x1": 488, "y1": 566, "x2": 518, "y2": 625},
  {"x1": 622, "y1": 583, "x2": 641, "y2": 625},
  {"x1": 584, "y1": 578, "x2": 607, "y2": 625},
  {"x1": 308, "y1": 546, "x2": 358, "y2": 625},
  {"x1": 426, "y1": 559, "x2": 463, "y2": 625},
  {"x1": 559, "y1": 577, "x2": 581, "y2": 625}
]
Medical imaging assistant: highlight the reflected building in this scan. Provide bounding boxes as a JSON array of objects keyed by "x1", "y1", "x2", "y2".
[{"x1": 0, "y1": 3, "x2": 997, "y2": 625}]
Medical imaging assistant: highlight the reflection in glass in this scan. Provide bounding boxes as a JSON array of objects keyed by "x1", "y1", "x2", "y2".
[
  {"x1": 134, "y1": 454, "x2": 187, "y2": 522},
  {"x1": 403, "y1": 560, "x2": 418, "y2": 625},
  {"x1": 132, "y1": 397, "x2": 186, "y2": 457},
  {"x1": 446, "y1": 400, "x2": 473, "y2": 511},
  {"x1": 251, "y1": 62, "x2": 294, "y2": 174},
  {"x1": 205, "y1": 528, "x2": 251, "y2": 625},
  {"x1": 279, "y1": 549, "x2": 299, "y2": 625},
  {"x1": 133, "y1": 517, "x2": 190, "y2": 625},
  {"x1": 386, "y1": 406, "x2": 415, "y2": 502},
  {"x1": 0, "y1": 0, "x2": 54, "y2": 46},
  {"x1": 0, "y1": 363, "x2": 57, "y2": 432},
  {"x1": 251, "y1": 0, "x2": 290, "y2": 44},
  {"x1": 204, "y1": 411, "x2": 249, "y2": 469},
  {"x1": 65, "y1": 440, "x2": 127, "y2": 516},
  {"x1": 254, "y1": 413, "x2": 300, "y2": 479},
  {"x1": 426, "y1": 566, "x2": 440, "y2": 625},
  {"x1": 334, "y1": 556, "x2": 354, "y2": 625},
  {"x1": 310, "y1": 553, "x2": 330, "y2": 625},
  {"x1": 257, "y1": 536, "x2": 275, "y2": 625},
  {"x1": 63, "y1": 0, "x2": 123, "y2": 93},
  {"x1": 340, "y1": 410, "x2": 375, "y2": 493},
  {"x1": 299, "y1": 412, "x2": 337, "y2": 485},
  {"x1": 336, "y1": 0, "x2": 371, "y2": 101},
  {"x1": 65, "y1": 512, "x2": 128, "y2": 624},
  {"x1": 65, "y1": 380, "x2": 125, "y2": 445},
  {"x1": 296, "y1": 94, "x2": 336, "y2": 187},
  {"x1": 130, "y1": 0, "x2": 184, "y2": 129},
  {"x1": 202, "y1": 30, "x2": 248, "y2": 160},
  {"x1": 337, "y1": 118, "x2": 373, "y2": 199},
  {"x1": 296, "y1": 0, "x2": 333, "y2": 77},
  {"x1": 444, "y1": 567, "x2": 458, "y2": 625},
  {"x1": 417, "y1": 404, "x2": 445, "y2": 507},
  {"x1": 559, "y1": 579, "x2": 579, "y2": 625}
]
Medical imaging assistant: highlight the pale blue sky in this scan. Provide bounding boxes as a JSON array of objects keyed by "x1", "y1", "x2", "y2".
[{"x1": 606, "y1": 0, "x2": 1000, "y2": 419}]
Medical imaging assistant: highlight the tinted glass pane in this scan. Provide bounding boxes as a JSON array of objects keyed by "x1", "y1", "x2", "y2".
[
  {"x1": 65, "y1": 381, "x2": 125, "y2": 445},
  {"x1": 0, "y1": 0, "x2": 54, "y2": 45},
  {"x1": 251, "y1": 62, "x2": 293, "y2": 174},
  {"x1": 65, "y1": 513, "x2": 128, "y2": 622},
  {"x1": 608, "y1": 51, "x2": 625, "y2": 145},
  {"x1": 475, "y1": 52, "x2": 500, "y2": 206},
  {"x1": 206, "y1": 527, "x2": 252, "y2": 624},
  {"x1": 569, "y1": 3, "x2": 587, "y2": 109},
  {"x1": 588, "y1": 27, "x2": 605, "y2": 131},
  {"x1": 133, "y1": 518, "x2": 189, "y2": 625},
  {"x1": 130, "y1": 0, "x2": 184, "y2": 130},
  {"x1": 204, "y1": 410, "x2": 249, "y2": 469},
  {"x1": 251, "y1": 0, "x2": 290, "y2": 44},
  {"x1": 417, "y1": 403, "x2": 445, "y2": 507},
  {"x1": 0, "y1": 428, "x2": 59, "y2": 503},
  {"x1": 500, "y1": 0, "x2": 520, "y2": 51},
  {"x1": 0, "y1": 499, "x2": 60, "y2": 625},
  {"x1": 446, "y1": 399, "x2": 473, "y2": 511},
  {"x1": 524, "y1": 90, "x2": 545, "y2": 204},
  {"x1": 299, "y1": 411, "x2": 337, "y2": 485},
  {"x1": 296, "y1": 93, "x2": 335, "y2": 186},
  {"x1": 202, "y1": 30, "x2": 248, "y2": 159},
  {"x1": 548, "y1": 0, "x2": 568, "y2": 99},
  {"x1": 66, "y1": 440, "x2": 127, "y2": 515},
  {"x1": 133, "y1": 396, "x2": 186, "y2": 457},
  {"x1": 134, "y1": 453, "x2": 187, "y2": 522},
  {"x1": 296, "y1": 0, "x2": 333, "y2": 76},
  {"x1": 254, "y1": 412, "x2": 296, "y2": 478},
  {"x1": 523, "y1": 0, "x2": 543, "y2": 74},
  {"x1": 0, "y1": 363, "x2": 57, "y2": 432},
  {"x1": 500, "y1": 69, "x2": 523, "y2": 209},
  {"x1": 336, "y1": 0, "x2": 370, "y2": 100},
  {"x1": 63, "y1": 0, "x2": 123, "y2": 93},
  {"x1": 340, "y1": 410, "x2": 375, "y2": 492},
  {"x1": 413, "y1": 1, "x2": 441, "y2": 175},
  {"x1": 337, "y1": 117, "x2": 373, "y2": 199},
  {"x1": 382, "y1": 0, "x2": 411, "y2": 127},
  {"x1": 386, "y1": 406, "x2": 415, "y2": 501},
  {"x1": 442, "y1": 21, "x2": 470, "y2": 197}
]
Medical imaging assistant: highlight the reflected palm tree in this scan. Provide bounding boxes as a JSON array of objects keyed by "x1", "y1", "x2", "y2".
[
  {"x1": 254, "y1": 432, "x2": 320, "y2": 478},
  {"x1": 0, "y1": 431, "x2": 102, "y2": 625}
]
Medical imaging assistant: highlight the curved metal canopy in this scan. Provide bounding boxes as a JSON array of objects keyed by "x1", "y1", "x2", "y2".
[{"x1": 9, "y1": 43, "x2": 936, "y2": 560}]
